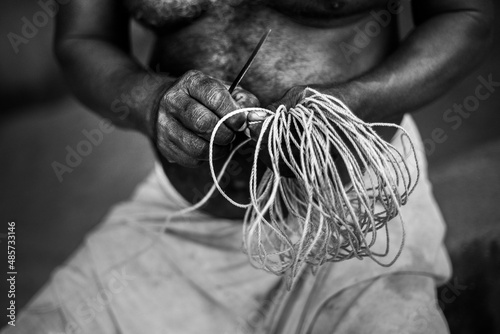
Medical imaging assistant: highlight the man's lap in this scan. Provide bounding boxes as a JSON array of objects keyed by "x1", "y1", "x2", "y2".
[
  {"x1": 308, "y1": 274, "x2": 448, "y2": 334},
  {"x1": 2, "y1": 115, "x2": 451, "y2": 334}
]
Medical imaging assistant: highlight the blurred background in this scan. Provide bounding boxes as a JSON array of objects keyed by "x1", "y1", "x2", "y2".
[{"x1": 1, "y1": 0, "x2": 499, "y2": 332}]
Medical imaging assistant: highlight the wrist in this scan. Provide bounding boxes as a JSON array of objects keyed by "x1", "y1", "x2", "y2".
[
  {"x1": 323, "y1": 81, "x2": 369, "y2": 120},
  {"x1": 143, "y1": 75, "x2": 173, "y2": 140},
  {"x1": 120, "y1": 71, "x2": 174, "y2": 139}
]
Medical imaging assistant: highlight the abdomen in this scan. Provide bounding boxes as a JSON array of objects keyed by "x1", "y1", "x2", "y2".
[{"x1": 148, "y1": 3, "x2": 400, "y2": 219}]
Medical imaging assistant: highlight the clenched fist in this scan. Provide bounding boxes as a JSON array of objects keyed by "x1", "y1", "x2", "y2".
[{"x1": 154, "y1": 70, "x2": 259, "y2": 167}]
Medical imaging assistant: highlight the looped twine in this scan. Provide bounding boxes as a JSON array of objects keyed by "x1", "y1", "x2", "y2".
[{"x1": 166, "y1": 88, "x2": 419, "y2": 288}]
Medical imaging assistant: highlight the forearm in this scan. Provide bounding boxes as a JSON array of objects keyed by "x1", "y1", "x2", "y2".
[
  {"x1": 55, "y1": 37, "x2": 174, "y2": 137},
  {"x1": 329, "y1": 7, "x2": 494, "y2": 122}
]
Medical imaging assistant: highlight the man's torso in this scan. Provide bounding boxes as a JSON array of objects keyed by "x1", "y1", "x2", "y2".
[{"x1": 125, "y1": 0, "x2": 401, "y2": 218}]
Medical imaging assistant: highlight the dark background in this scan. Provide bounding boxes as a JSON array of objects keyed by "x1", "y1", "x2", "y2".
[{"x1": 1, "y1": 0, "x2": 499, "y2": 332}]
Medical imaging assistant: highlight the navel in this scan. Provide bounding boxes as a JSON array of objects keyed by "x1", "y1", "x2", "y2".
[{"x1": 330, "y1": 1, "x2": 346, "y2": 10}]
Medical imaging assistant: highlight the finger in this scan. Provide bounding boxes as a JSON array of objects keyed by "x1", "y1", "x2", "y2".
[
  {"x1": 164, "y1": 117, "x2": 230, "y2": 161},
  {"x1": 155, "y1": 113, "x2": 199, "y2": 167},
  {"x1": 268, "y1": 86, "x2": 307, "y2": 111},
  {"x1": 162, "y1": 144, "x2": 202, "y2": 168},
  {"x1": 231, "y1": 88, "x2": 260, "y2": 108},
  {"x1": 176, "y1": 99, "x2": 235, "y2": 146},
  {"x1": 247, "y1": 110, "x2": 270, "y2": 139},
  {"x1": 232, "y1": 87, "x2": 260, "y2": 132},
  {"x1": 208, "y1": 76, "x2": 260, "y2": 109},
  {"x1": 184, "y1": 71, "x2": 247, "y2": 131}
]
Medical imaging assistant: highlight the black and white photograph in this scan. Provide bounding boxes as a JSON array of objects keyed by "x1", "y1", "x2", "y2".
[{"x1": 1, "y1": 0, "x2": 499, "y2": 333}]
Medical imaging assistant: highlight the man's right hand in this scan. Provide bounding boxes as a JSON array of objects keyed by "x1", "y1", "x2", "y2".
[{"x1": 154, "y1": 70, "x2": 259, "y2": 167}]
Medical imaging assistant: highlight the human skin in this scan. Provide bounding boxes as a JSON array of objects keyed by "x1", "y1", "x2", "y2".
[{"x1": 54, "y1": 0, "x2": 494, "y2": 219}]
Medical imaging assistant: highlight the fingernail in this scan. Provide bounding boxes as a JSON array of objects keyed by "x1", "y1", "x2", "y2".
[
  {"x1": 249, "y1": 111, "x2": 268, "y2": 121},
  {"x1": 237, "y1": 122, "x2": 247, "y2": 132},
  {"x1": 234, "y1": 92, "x2": 245, "y2": 102}
]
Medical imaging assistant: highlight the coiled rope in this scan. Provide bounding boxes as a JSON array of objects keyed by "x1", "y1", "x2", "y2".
[{"x1": 166, "y1": 88, "x2": 419, "y2": 287}]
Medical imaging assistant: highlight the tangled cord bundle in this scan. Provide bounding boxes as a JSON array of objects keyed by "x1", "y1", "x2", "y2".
[{"x1": 168, "y1": 88, "x2": 419, "y2": 287}]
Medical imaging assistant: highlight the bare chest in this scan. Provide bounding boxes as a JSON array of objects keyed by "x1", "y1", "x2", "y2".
[
  {"x1": 131, "y1": 0, "x2": 400, "y2": 219},
  {"x1": 123, "y1": 0, "x2": 393, "y2": 29}
]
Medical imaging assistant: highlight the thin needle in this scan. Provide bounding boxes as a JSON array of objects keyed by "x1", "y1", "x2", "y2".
[{"x1": 228, "y1": 29, "x2": 272, "y2": 94}]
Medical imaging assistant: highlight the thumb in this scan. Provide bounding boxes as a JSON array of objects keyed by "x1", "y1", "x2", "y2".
[
  {"x1": 246, "y1": 109, "x2": 271, "y2": 140},
  {"x1": 269, "y1": 86, "x2": 308, "y2": 111},
  {"x1": 231, "y1": 88, "x2": 260, "y2": 108}
]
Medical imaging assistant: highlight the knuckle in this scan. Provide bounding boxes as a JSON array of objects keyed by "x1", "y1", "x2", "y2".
[
  {"x1": 188, "y1": 103, "x2": 213, "y2": 133},
  {"x1": 155, "y1": 109, "x2": 168, "y2": 128},
  {"x1": 184, "y1": 69, "x2": 202, "y2": 80},
  {"x1": 162, "y1": 91, "x2": 175, "y2": 106},
  {"x1": 193, "y1": 112, "x2": 214, "y2": 134},
  {"x1": 206, "y1": 86, "x2": 226, "y2": 110},
  {"x1": 162, "y1": 89, "x2": 183, "y2": 110},
  {"x1": 183, "y1": 70, "x2": 205, "y2": 87},
  {"x1": 190, "y1": 140, "x2": 208, "y2": 159}
]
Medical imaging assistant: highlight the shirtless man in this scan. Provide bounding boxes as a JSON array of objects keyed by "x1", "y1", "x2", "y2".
[
  {"x1": 6, "y1": 0, "x2": 493, "y2": 333},
  {"x1": 52, "y1": 0, "x2": 493, "y2": 217}
]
